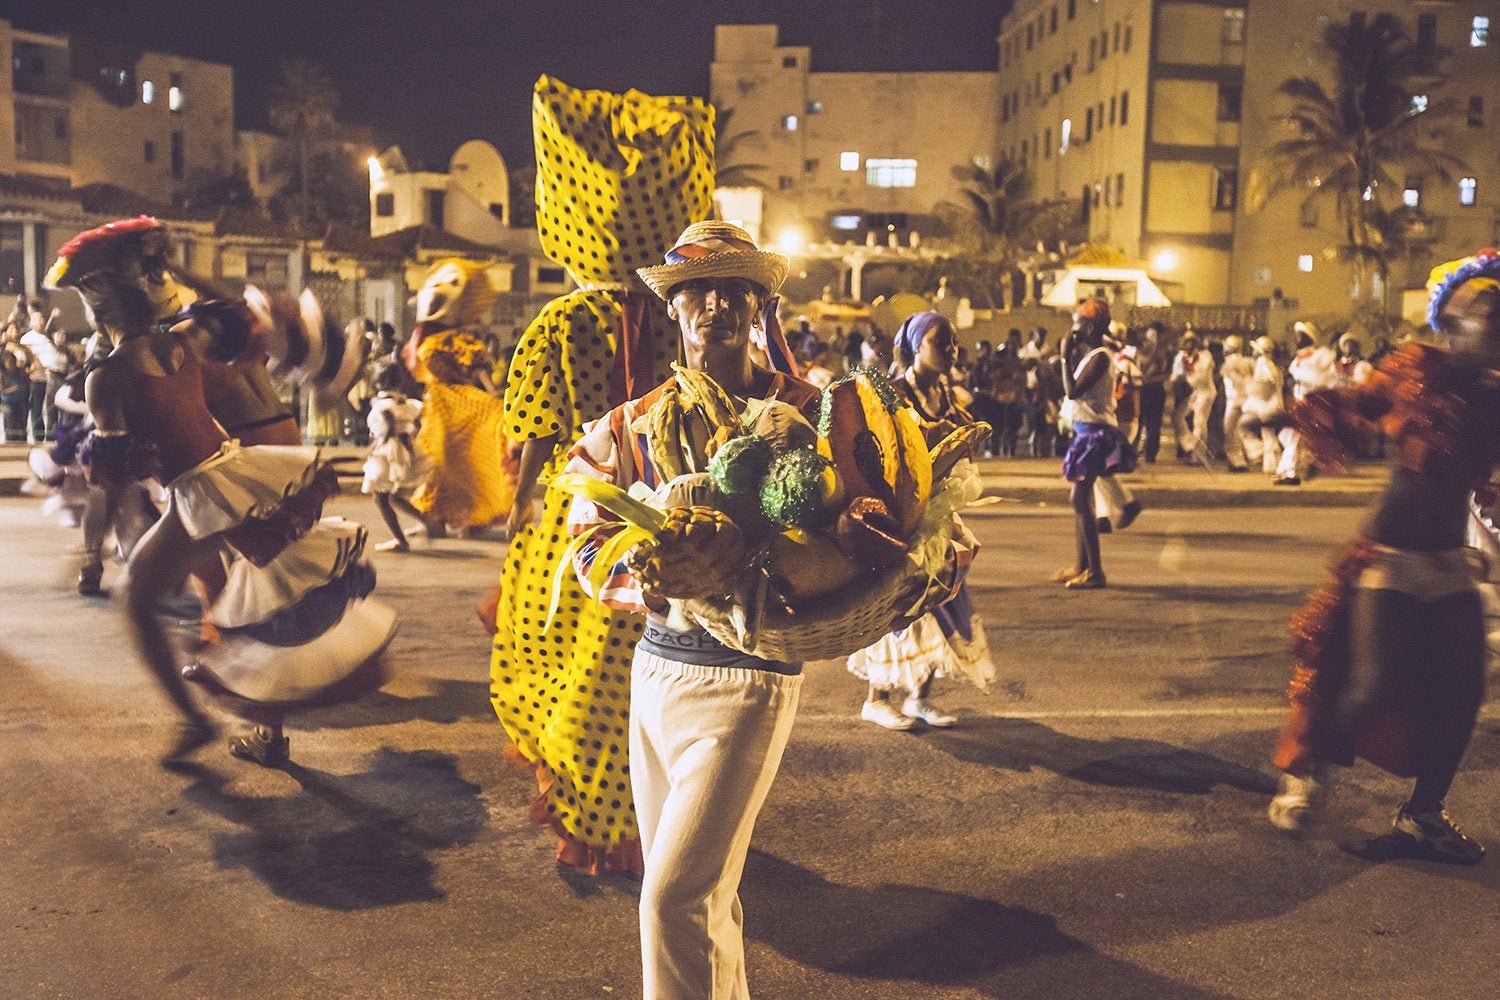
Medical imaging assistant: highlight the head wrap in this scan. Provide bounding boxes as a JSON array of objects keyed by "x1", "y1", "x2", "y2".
[
  {"x1": 1075, "y1": 297, "x2": 1110, "y2": 324},
  {"x1": 1428, "y1": 248, "x2": 1500, "y2": 331},
  {"x1": 894, "y1": 311, "x2": 946, "y2": 362}
]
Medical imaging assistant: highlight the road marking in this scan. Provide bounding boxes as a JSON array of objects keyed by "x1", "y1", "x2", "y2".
[{"x1": 799, "y1": 706, "x2": 1500, "y2": 722}]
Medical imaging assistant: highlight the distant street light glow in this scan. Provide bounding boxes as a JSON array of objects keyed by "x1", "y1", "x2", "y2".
[
  {"x1": 1153, "y1": 249, "x2": 1179, "y2": 272},
  {"x1": 776, "y1": 228, "x2": 806, "y2": 255}
]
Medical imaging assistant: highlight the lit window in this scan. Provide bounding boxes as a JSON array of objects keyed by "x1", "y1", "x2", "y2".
[
  {"x1": 1472, "y1": 16, "x2": 1490, "y2": 47},
  {"x1": 781, "y1": 115, "x2": 798, "y2": 131},
  {"x1": 141, "y1": 80, "x2": 154, "y2": 104},
  {"x1": 169, "y1": 72, "x2": 184, "y2": 113},
  {"x1": 840, "y1": 151, "x2": 860, "y2": 171},
  {"x1": 1460, "y1": 177, "x2": 1477, "y2": 206},
  {"x1": 1223, "y1": 9, "x2": 1247, "y2": 44},
  {"x1": 1213, "y1": 168, "x2": 1238, "y2": 211},
  {"x1": 1217, "y1": 83, "x2": 1243, "y2": 122},
  {"x1": 1403, "y1": 187, "x2": 1420, "y2": 207},
  {"x1": 1060, "y1": 118, "x2": 1072, "y2": 154},
  {"x1": 1411, "y1": 94, "x2": 1429, "y2": 113},
  {"x1": 806, "y1": 100, "x2": 823, "y2": 115},
  {"x1": 1298, "y1": 254, "x2": 1314, "y2": 273},
  {"x1": 832, "y1": 214, "x2": 862, "y2": 231},
  {"x1": 866, "y1": 158, "x2": 917, "y2": 188}
]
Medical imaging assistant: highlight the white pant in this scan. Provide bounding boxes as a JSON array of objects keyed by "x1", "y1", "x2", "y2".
[
  {"x1": 1092, "y1": 475, "x2": 1136, "y2": 524},
  {"x1": 632, "y1": 653, "x2": 802, "y2": 1000},
  {"x1": 1222, "y1": 398, "x2": 1247, "y2": 468},
  {"x1": 1174, "y1": 389, "x2": 1216, "y2": 453}
]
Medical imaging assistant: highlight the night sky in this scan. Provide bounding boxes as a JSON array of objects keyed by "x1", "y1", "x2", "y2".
[{"x1": 0, "y1": 0, "x2": 1010, "y2": 170}]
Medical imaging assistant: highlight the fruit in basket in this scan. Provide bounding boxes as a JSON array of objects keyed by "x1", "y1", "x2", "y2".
[
  {"x1": 834, "y1": 495, "x2": 909, "y2": 570},
  {"x1": 708, "y1": 434, "x2": 775, "y2": 497},
  {"x1": 816, "y1": 368, "x2": 932, "y2": 532},
  {"x1": 767, "y1": 528, "x2": 861, "y2": 600},
  {"x1": 760, "y1": 447, "x2": 845, "y2": 529},
  {"x1": 628, "y1": 505, "x2": 746, "y2": 600}
]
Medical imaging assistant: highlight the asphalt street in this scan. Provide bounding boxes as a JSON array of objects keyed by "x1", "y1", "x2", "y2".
[{"x1": 3, "y1": 489, "x2": 1500, "y2": 1000}]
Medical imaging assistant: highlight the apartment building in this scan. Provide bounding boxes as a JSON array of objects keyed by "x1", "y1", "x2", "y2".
[{"x1": 710, "y1": 24, "x2": 1001, "y2": 251}]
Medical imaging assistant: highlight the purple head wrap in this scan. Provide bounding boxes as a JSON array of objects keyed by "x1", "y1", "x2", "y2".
[{"x1": 894, "y1": 311, "x2": 945, "y2": 362}]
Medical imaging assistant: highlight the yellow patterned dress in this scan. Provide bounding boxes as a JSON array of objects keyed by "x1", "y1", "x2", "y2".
[
  {"x1": 410, "y1": 331, "x2": 512, "y2": 529},
  {"x1": 489, "y1": 291, "x2": 673, "y2": 874}
]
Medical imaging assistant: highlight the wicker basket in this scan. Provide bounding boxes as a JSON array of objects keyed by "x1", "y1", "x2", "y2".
[{"x1": 684, "y1": 562, "x2": 936, "y2": 661}]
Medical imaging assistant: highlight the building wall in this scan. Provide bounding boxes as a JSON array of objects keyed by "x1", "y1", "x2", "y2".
[
  {"x1": 711, "y1": 24, "x2": 1001, "y2": 248},
  {"x1": 996, "y1": 0, "x2": 1153, "y2": 270},
  {"x1": 1231, "y1": 0, "x2": 1500, "y2": 316}
]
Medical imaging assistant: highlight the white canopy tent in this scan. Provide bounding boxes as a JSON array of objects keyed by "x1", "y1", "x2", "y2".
[{"x1": 1040, "y1": 264, "x2": 1174, "y2": 309}]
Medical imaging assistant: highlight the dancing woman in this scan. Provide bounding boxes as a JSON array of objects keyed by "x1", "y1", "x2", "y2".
[{"x1": 1268, "y1": 249, "x2": 1500, "y2": 864}]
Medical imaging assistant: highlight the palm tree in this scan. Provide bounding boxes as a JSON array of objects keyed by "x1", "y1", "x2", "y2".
[
  {"x1": 268, "y1": 59, "x2": 340, "y2": 235},
  {"x1": 1247, "y1": 13, "x2": 1468, "y2": 307},
  {"x1": 952, "y1": 158, "x2": 1031, "y2": 255}
]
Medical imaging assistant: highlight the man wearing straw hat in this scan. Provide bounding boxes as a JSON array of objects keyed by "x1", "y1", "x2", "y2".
[{"x1": 564, "y1": 220, "x2": 820, "y2": 999}]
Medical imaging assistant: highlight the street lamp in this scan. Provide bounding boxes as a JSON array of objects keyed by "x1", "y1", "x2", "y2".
[
  {"x1": 1153, "y1": 249, "x2": 1179, "y2": 273},
  {"x1": 776, "y1": 228, "x2": 806, "y2": 255}
]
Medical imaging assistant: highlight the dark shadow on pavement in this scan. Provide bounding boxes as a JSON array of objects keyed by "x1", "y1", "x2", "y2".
[
  {"x1": 300, "y1": 678, "x2": 493, "y2": 729},
  {"x1": 180, "y1": 747, "x2": 487, "y2": 910},
  {"x1": 742, "y1": 850, "x2": 1230, "y2": 999},
  {"x1": 926, "y1": 717, "x2": 1276, "y2": 795},
  {"x1": 1102, "y1": 583, "x2": 1306, "y2": 606}
]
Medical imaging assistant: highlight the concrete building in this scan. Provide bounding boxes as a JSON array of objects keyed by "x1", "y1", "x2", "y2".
[
  {"x1": 0, "y1": 20, "x2": 234, "y2": 201},
  {"x1": 710, "y1": 24, "x2": 1002, "y2": 254},
  {"x1": 993, "y1": 0, "x2": 1498, "y2": 317}
]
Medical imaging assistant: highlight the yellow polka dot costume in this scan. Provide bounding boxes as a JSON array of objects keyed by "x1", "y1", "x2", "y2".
[
  {"x1": 406, "y1": 261, "x2": 514, "y2": 529},
  {"x1": 489, "y1": 76, "x2": 714, "y2": 875}
]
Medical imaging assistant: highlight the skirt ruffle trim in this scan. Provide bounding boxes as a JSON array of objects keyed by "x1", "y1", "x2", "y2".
[
  {"x1": 171, "y1": 441, "x2": 323, "y2": 541},
  {"x1": 501, "y1": 745, "x2": 644, "y2": 878}
]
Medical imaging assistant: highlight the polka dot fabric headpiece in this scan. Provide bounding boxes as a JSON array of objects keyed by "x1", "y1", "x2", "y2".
[
  {"x1": 1428, "y1": 248, "x2": 1500, "y2": 330},
  {"x1": 532, "y1": 75, "x2": 715, "y2": 285}
]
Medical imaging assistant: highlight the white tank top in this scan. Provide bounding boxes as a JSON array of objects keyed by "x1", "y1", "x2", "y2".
[{"x1": 1069, "y1": 346, "x2": 1117, "y2": 427}]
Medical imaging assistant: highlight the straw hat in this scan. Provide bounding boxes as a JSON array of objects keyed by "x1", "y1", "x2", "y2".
[
  {"x1": 636, "y1": 221, "x2": 789, "y2": 300},
  {"x1": 1252, "y1": 335, "x2": 1275, "y2": 355}
]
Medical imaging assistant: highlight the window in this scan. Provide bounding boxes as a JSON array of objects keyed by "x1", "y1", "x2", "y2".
[
  {"x1": 1067, "y1": 0, "x2": 1076, "y2": 20},
  {"x1": 1298, "y1": 254, "x2": 1314, "y2": 273},
  {"x1": 537, "y1": 266, "x2": 567, "y2": 285},
  {"x1": 1411, "y1": 94, "x2": 1429, "y2": 113},
  {"x1": 1051, "y1": 72, "x2": 1060, "y2": 95},
  {"x1": 1223, "y1": 8, "x2": 1247, "y2": 44},
  {"x1": 1021, "y1": 140, "x2": 1030, "y2": 165},
  {"x1": 1459, "y1": 177, "x2": 1477, "y2": 206},
  {"x1": 1468, "y1": 96, "x2": 1484, "y2": 128},
  {"x1": 1093, "y1": 183, "x2": 1102, "y2": 209},
  {"x1": 1044, "y1": 127, "x2": 1053, "y2": 159},
  {"x1": 1213, "y1": 168, "x2": 1238, "y2": 211},
  {"x1": 425, "y1": 187, "x2": 444, "y2": 229},
  {"x1": 168, "y1": 71, "x2": 184, "y2": 113},
  {"x1": 840, "y1": 151, "x2": 860, "y2": 171},
  {"x1": 805, "y1": 100, "x2": 823, "y2": 115},
  {"x1": 1473, "y1": 16, "x2": 1491, "y2": 47},
  {"x1": 1217, "y1": 83, "x2": 1243, "y2": 122},
  {"x1": 1060, "y1": 119, "x2": 1072, "y2": 154},
  {"x1": 782, "y1": 55, "x2": 798, "y2": 68},
  {"x1": 865, "y1": 159, "x2": 916, "y2": 187},
  {"x1": 375, "y1": 192, "x2": 394, "y2": 217},
  {"x1": 1088, "y1": 37, "x2": 1097, "y2": 70},
  {"x1": 832, "y1": 214, "x2": 862, "y2": 231},
  {"x1": 143, "y1": 140, "x2": 155, "y2": 164},
  {"x1": 1063, "y1": 62, "x2": 1073, "y2": 85},
  {"x1": 804, "y1": 158, "x2": 818, "y2": 173},
  {"x1": 1001, "y1": 95, "x2": 1010, "y2": 123},
  {"x1": 1027, "y1": 24, "x2": 1034, "y2": 50},
  {"x1": 781, "y1": 115, "x2": 798, "y2": 131},
  {"x1": 1417, "y1": 14, "x2": 1438, "y2": 47},
  {"x1": 1099, "y1": 31, "x2": 1109, "y2": 60},
  {"x1": 54, "y1": 116, "x2": 67, "y2": 139},
  {"x1": 1300, "y1": 202, "x2": 1319, "y2": 228},
  {"x1": 169, "y1": 130, "x2": 184, "y2": 179},
  {"x1": 1050, "y1": 7, "x2": 1058, "y2": 33},
  {"x1": 1403, "y1": 186, "x2": 1420, "y2": 208},
  {"x1": 777, "y1": 175, "x2": 794, "y2": 190},
  {"x1": 141, "y1": 80, "x2": 154, "y2": 104},
  {"x1": 1104, "y1": 175, "x2": 1114, "y2": 207},
  {"x1": 1119, "y1": 91, "x2": 1130, "y2": 125},
  {"x1": 1109, "y1": 95, "x2": 1117, "y2": 125},
  {"x1": 1084, "y1": 107, "x2": 1094, "y2": 141},
  {"x1": 1124, "y1": 24, "x2": 1133, "y2": 53},
  {"x1": 1116, "y1": 172, "x2": 1125, "y2": 204},
  {"x1": 1113, "y1": 23, "x2": 1121, "y2": 53}
]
